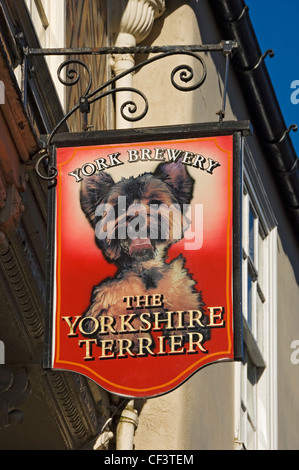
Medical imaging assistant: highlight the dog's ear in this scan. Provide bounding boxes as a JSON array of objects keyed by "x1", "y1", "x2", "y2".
[
  {"x1": 80, "y1": 172, "x2": 114, "y2": 227},
  {"x1": 153, "y1": 159, "x2": 194, "y2": 205}
]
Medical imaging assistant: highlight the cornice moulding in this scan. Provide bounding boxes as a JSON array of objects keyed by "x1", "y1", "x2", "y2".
[{"x1": 112, "y1": 0, "x2": 166, "y2": 47}]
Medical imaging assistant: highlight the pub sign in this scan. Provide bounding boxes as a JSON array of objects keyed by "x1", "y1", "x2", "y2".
[{"x1": 44, "y1": 122, "x2": 248, "y2": 398}]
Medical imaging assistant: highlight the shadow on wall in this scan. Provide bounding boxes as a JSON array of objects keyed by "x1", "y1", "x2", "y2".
[
  {"x1": 0, "y1": 81, "x2": 4, "y2": 104},
  {"x1": 0, "y1": 341, "x2": 4, "y2": 364},
  {"x1": 135, "y1": 0, "x2": 239, "y2": 123}
]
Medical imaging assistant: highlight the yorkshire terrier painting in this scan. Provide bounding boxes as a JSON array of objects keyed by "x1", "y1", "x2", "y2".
[{"x1": 80, "y1": 158, "x2": 209, "y2": 352}]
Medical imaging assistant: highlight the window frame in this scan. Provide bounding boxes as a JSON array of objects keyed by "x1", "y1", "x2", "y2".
[{"x1": 235, "y1": 141, "x2": 278, "y2": 450}]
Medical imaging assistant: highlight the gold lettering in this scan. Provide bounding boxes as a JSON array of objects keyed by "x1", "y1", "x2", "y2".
[
  {"x1": 79, "y1": 317, "x2": 99, "y2": 335},
  {"x1": 169, "y1": 335, "x2": 184, "y2": 354},
  {"x1": 174, "y1": 311, "x2": 185, "y2": 329},
  {"x1": 135, "y1": 295, "x2": 152, "y2": 308},
  {"x1": 208, "y1": 307, "x2": 225, "y2": 327},
  {"x1": 139, "y1": 312, "x2": 152, "y2": 331},
  {"x1": 78, "y1": 339, "x2": 97, "y2": 360},
  {"x1": 153, "y1": 311, "x2": 174, "y2": 331},
  {"x1": 188, "y1": 310, "x2": 205, "y2": 329},
  {"x1": 123, "y1": 295, "x2": 135, "y2": 309},
  {"x1": 99, "y1": 315, "x2": 117, "y2": 334},
  {"x1": 151, "y1": 294, "x2": 164, "y2": 307},
  {"x1": 119, "y1": 314, "x2": 138, "y2": 333},
  {"x1": 157, "y1": 335, "x2": 167, "y2": 355},
  {"x1": 137, "y1": 337, "x2": 156, "y2": 356},
  {"x1": 117, "y1": 339, "x2": 135, "y2": 357},
  {"x1": 187, "y1": 332, "x2": 208, "y2": 353},
  {"x1": 62, "y1": 316, "x2": 81, "y2": 336},
  {"x1": 100, "y1": 340, "x2": 115, "y2": 358}
]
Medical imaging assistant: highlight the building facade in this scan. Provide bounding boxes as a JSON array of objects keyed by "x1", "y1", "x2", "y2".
[{"x1": 0, "y1": 0, "x2": 298, "y2": 450}]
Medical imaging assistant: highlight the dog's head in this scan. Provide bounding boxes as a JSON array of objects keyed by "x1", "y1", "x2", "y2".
[{"x1": 80, "y1": 159, "x2": 194, "y2": 265}]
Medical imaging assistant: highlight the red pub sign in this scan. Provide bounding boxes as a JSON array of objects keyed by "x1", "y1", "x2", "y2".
[{"x1": 45, "y1": 122, "x2": 248, "y2": 398}]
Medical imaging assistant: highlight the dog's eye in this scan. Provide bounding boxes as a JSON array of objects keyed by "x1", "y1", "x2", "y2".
[{"x1": 150, "y1": 199, "x2": 162, "y2": 206}]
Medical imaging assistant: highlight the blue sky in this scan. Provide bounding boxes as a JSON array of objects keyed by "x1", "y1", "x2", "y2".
[{"x1": 245, "y1": 0, "x2": 299, "y2": 157}]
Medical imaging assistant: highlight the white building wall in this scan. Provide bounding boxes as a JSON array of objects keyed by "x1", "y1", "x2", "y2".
[{"x1": 24, "y1": 0, "x2": 66, "y2": 108}]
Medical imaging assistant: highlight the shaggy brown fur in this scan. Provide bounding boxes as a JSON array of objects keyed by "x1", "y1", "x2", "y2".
[{"x1": 80, "y1": 159, "x2": 209, "y2": 350}]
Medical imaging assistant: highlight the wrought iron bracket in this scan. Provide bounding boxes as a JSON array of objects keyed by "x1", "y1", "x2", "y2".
[
  {"x1": 239, "y1": 49, "x2": 275, "y2": 73},
  {"x1": 22, "y1": 40, "x2": 238, "y2": 182},
  {"x1": 269, "y1": 124, "x2": 298, "y2": 145}
]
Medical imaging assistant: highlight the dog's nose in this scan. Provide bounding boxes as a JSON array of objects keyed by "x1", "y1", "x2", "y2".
[{"x1": 129, "y1": 237, "x2": 153, "y2": 255}]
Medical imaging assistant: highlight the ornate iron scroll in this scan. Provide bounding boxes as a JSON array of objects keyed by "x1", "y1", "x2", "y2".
[{"x1": 23, "y1": 41, "x2": 238, "y2": 181}]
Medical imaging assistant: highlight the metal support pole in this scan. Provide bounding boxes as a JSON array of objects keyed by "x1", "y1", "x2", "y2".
[
  {"x1": 218, "y1": 40, "x2": 235, "y2": 122},
  {"x1": 25, "y1": 41, "x2": 238, "y2": 57}
]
